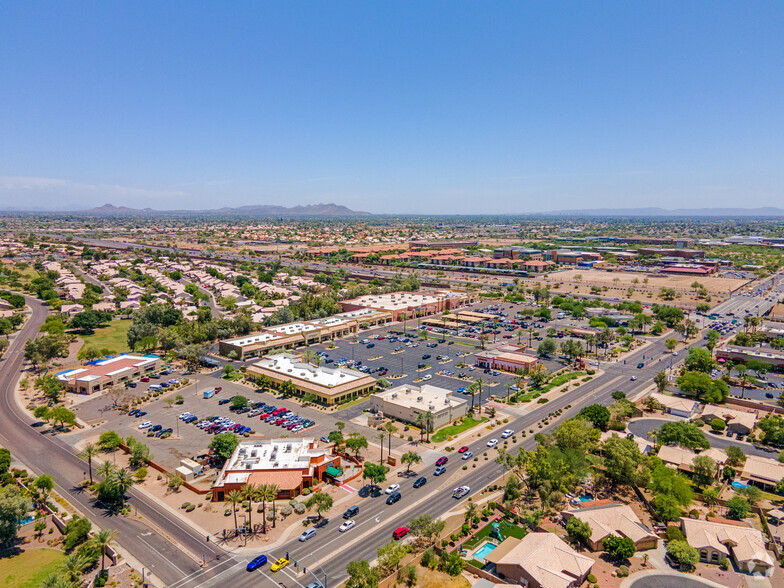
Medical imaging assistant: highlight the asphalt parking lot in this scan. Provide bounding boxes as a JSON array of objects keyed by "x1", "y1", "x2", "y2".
[
  {"x1": 72, "y1": 368, "x2": 412, "y2": 470},
  {"x1": 727, "y1": 373, "x2": 784, "y2": 403}
]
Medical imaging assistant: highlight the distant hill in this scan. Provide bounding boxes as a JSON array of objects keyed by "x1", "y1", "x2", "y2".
[
  {"x1": 543, "y1": 206, "x2": 784, "y2": 217},
  {"x1": 75, "y1": 202, "x2": 371, "y2": 217}
]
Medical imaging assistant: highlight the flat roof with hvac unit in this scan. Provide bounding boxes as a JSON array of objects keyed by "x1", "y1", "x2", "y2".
[
  {"x1": 370, "y1": 383, "x2": 469, "y2": 429},
  {"x1": 246, "y1": 352, "x2": 377, "y2": 405}
]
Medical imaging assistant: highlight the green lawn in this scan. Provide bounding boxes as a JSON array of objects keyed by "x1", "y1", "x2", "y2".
[
  {"x1": 464, "y1": 519, "x2": 528, "y2": 549},
  {"x1": 432, "y1": 416, "x2": 488, "y2": 443},
  {"x1": 79, "y1": 319, "x2": 132, "y2": 353},
  {"x1": 0, "y1": 548, "x2": 66, "y2": 588}
]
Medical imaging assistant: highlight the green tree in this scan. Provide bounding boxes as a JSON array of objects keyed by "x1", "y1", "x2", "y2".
[
  {"x1": 35, "y1": 374, "x2": 64, "y2": 403},
  {"x1": 363, "y1": 462, "x2": 387, "y2": 490},
  {"x1": 226, "y1": 489, "x2": 242, "y2": 531},
  {"x1": 577, "y1": 404, "x2": 610, "y2": 431},
  {"x1": 345, "y1": 433, "x2": 369, "y2": 457},
  {"x1": 665, "y1": 337, "x2": 678, "y2": 352},
  {"x1": 566, "y1": 516, "x2": 592, "y2": 546},
  {"x1": 710, "y1": 419, "x2": 726, "y2": 432},
  {"x1": 209, "y1": 432, "x2": 240, "y2": 464},
  {"x1": 537, "y1": 337, "x2": 557, "y2": 356},
  {"x1": 129, "y1": 442, "x2": 151, "y2": 468},
  {"x1": 555, "y1": 418, "x2": 601, "y2": 452},
  {"x1": 230, "y1": 395, "x2": 248, "y2": 409},
  {"x1": 654, "y1": 421, "x2": 709, "y2": 450},
  {"x1": 738, "y1": 485, "x2": 763, "y2": 506},
  {"x1": 692, "y1": 455, "x2": 717, "y2": 489},
  {"x1": 59, "y1": 553, "x2": 90, "y2": 583},
  {"x1": 0, "y1": 485, "x2": 33, "y2": 544},
  {"x1": 684, "y1": 348, "x2": 716, "y2": 373},
  {"x1": 727, "y1": 496, "x2": 750, "y2": 520},
  {"x1": 401, "y1": 450, "x2": 422, "y2": 473},
  {"x1": 346, "y1": 559, "x2": 379, "y2": 588},
  {"x1": 98, "y1": 430, "x2": 122, "y2": 451},
  {"x1": 603, "y1": 534, "x2": 636, "y2": 560},
  {"x1": 603, "y1": 435, "x2": 649, "y2": 487},
  {"x1": 667, "y1": 540, "x2": 699, "y2": 570},
  {"x1": 305, "y1": 491, "x2": 334, "y2": 520},
  {"x1": 725, "y1": 445, "x2": 746, "y2": 467},
  {"x1": 50, "y1": 406, "x2": 76, "y2": 429},
  {"x1": 90, "y1": 528, "x2": 117, "y2": 571}
]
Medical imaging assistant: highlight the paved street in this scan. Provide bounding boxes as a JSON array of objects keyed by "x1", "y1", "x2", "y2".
[{"x1": 628, "y1": 417, "x2": 780, "y2": 460}]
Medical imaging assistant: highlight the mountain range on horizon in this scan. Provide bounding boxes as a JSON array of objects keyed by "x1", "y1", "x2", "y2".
[{"x1": 2, "y1": 203, "x2": 784, "y2": 217}]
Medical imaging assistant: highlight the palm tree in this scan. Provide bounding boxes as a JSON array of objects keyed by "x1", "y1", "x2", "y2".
[
  {"x1": 60, "y1": 553, "x2": 90, "y2": 583},
  {"x1": 377, "y1": 432, "x2": 386, "y2": 464},
  {"x1": 424, "y1": 411, "x2": 434, "y2": 442},
  {"x1": 97, "y1": 460, "x2": 115, "y2": 480},
  {"x1": 464, "y1": 501, "x2": 477, "y2": 524},
  {"x1": 384, "y1": 422, "x2": 397, "y2": 457},
  {"x1": 260, "y1": 483, "x2": 278, "y2": 531},
  {"x1": 108, "y1": 469, "x2": 134, "y2": 502},
  {"x1": 415, "y1": 413, "x2": 426, "y2": 443},
  {"x1": 242, "y1": 483, "x2": 258, "y2": 533},
  {"x1": 301, "y1": 349, "x2": 316, "y2": 366},
  {"x1": 744, "y1": 313, "x2": 754, "y2": 333},
  {"x1": 79, "y1": 443, "x2": 98, "y2": 484},
  {"x1": 516, "y1": 328, "x2": 525, "y2": 345},
  {"x1": 226, "y1": 489, "x2": 242, "y2": 532},
  {"x1": 91, "y1": 528, "x2": 117, "y2": 571},
  {"x1": 400, "y1": 312, "x2": 409, "y2": 334}
]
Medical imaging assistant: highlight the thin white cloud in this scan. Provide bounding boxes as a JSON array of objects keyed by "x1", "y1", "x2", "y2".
[{"x1": 0, "y1": 176, "x2": 187, "y2": 202}]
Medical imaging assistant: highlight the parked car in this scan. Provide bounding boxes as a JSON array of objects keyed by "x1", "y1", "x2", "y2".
[{"x1": 138, "y1": 421, "x2": 153, "y2": 429}]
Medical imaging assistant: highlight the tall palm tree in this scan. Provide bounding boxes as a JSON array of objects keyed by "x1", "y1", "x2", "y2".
[
  {"x1": 377, "y1": 432, "x2": 386, "y2": 464},
  {"x1": 108, "y1": 469, "x2": 134, "y2": 502},
  {"x1": 242, "y1": 483, "x2": 258, "y2": 533},
  {"x1": 464, "y1": 501, "x2": 477, "y2": 523},
  {"x1": 301, "y1": 349, "x2": 316, "y2": 366},
  {"x1": 97, "y1": 460, "x2": 115, "y2": 480},
  {"x1": 384, "y1": 422, "x2": 397, "y2": 457},
  {"x1": 262, "y1": 483, "x2": 279, "y2": 531},
  {"x1": 91, "y1": 528, "x2": 117, "y2": 571},
  {"x1": 467, "y1": 381, "x2": 479, "y2": 412},
  {"x1": 226, "y1": 489, "x2": 242, "y2": 532},
  {"x1": 424, "y1": 411, "x2": 434, "y2": 442},
  {"x1": 60, "y1": 554, "x2": 90, "y2": 583},
  {"x1": 415, "y1": 413, "x2": 426, "y2": 443},
  {"x1": 79, "y1": 443, "x2": 98, "y2": 484}
]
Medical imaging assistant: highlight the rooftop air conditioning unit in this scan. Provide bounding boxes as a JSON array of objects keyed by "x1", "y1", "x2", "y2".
[
  {"x1": 391, "y1": 393, "x2": 397, "y2": 398},
  {"x1": 417, "y1": 396, "x2": 423, "y2": 402}
]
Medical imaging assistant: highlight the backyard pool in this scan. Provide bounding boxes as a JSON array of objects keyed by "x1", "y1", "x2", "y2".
[
  {"x1": 474, "y1": 541, "x2": 497, "y2": 562},
  {"x1": 576, "y1": 494, "x2": 594, "y2": 503},
  {"x1": 732, "y1": 481, "x2": 749, "y2": 490}
]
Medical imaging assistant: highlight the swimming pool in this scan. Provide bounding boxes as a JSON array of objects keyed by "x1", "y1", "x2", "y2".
[
  {"x1": 576, "y1": 494, "x2": 594, "y2": 503},
  {"x1": 732, "y1": 481, "x2": 749, "y2": 489},
  {"x1": 474, "y1": 541, "x2": 497, "y2": 562},
  {"x1": 17, "y1": 515, "x2": 34, "y2": 525}
]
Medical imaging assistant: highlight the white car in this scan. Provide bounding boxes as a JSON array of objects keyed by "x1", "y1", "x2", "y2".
[
  {"x1": 672, "y1": 352, "x2": 679, "y2": 357},
  {"x1": 423, "y1": 375, "x2": 432, "y2": 381},
  {"x1": 486, "y1": 439, "x2": 498, "y2": 448},
  {"x1": 501, "y1": 429, "x2": 514, "y2": 439},
  {"x1": 631, "y1": 376, "x2": 638, "y2": 381},
  {"x1": 452, "y1": 486, "x2": 470, "y2": 499},
  {"x1": 138, "y1": 421, "x2": 153, "y2": 429},
  {"x1": 462, "y1": 451, "x2": 473, "y2": 460},
  {"x1": 385, "y1": 484, "x2": 400, "y2": 495},
  {"x1": 339, "y1": 520, "x2": 356, "y2": 532}
]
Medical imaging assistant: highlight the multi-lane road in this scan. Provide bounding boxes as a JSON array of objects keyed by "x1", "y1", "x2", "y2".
[
  {"x1": 3, "y1": 272, "x2": 779, "y2": 587},
  {"x1": 0, "y1": 296, "x2": 231, "y2": 587}
]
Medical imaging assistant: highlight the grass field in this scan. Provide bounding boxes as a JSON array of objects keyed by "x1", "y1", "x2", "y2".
[
  {"x1": 0, "y1": 548, "x2": 66, "y2": 588},
  {"x1": 79, "y1": 319, "x2": 132, "y2": 353},
  {"x1": 432, "y1": 416, "x2": 488, "y2": 443},
  {"x1": 464, "y1": 518, "x2": 528, "y2": 549}
]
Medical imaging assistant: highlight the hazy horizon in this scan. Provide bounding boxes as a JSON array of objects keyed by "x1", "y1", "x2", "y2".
[{"x1": 2, "y1": 2, "x2": 783, "y2": 214}]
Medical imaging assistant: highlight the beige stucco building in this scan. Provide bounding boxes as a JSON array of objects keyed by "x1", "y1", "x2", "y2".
[{"x1": 370, "y1": 384, "x2": 469, "y2": 429}]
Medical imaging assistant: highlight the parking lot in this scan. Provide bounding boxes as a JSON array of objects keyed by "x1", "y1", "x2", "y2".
[{"x1": 70, "y1": 367, "x2": 413, "y2": 471}]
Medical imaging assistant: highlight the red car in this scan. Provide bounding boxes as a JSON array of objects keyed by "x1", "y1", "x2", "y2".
[
  {"x1": 214, "y1": 386, "x2": 222, "y2": 392},
  {"x1": 458, "y1": 446, "x2": 469, "y2": 453},
  {"x1": 379, "y1": 369, "x2": 387, "y2": 376},
  {"x1": 436, "y1": 456, "x2": 448, "y2": 466},
  {"x1": 377, "y1": 336, "x2": 385, "y2": 340},
  {"x1": 393, "y1": 527, "x2": 409, "y2": 540},
  {"x1": 259, "y1": 412, "x2": 270, "y2": 419},
  {"x1": 275, "y1": 418, "x2": 285, "y2": 425}
]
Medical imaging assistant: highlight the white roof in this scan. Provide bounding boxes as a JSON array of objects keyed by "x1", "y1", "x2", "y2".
[
  {"x1": 252, "y1": 353, "x2": 367, "y2": 388},
  {"x1": 224, "y1": 332, "x2": 283, "y2": 347}
]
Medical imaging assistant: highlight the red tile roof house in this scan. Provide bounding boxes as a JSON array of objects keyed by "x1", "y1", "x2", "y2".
[
  {"x1": 57, "y1": 354, "x2": 161, "y2": 394},
  {"x1": 211, "y1": 438, "x2": 340, "y2": 501}
]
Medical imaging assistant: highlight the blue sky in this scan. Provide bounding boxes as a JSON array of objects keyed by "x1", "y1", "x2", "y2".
[{"x1": 1, "y1": 2, "x2": 783, "y2": 214}]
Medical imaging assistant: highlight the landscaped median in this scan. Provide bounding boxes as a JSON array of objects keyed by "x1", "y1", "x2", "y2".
[{"x1": 432, "y1": 416, "x2": 488, "y2": 443}]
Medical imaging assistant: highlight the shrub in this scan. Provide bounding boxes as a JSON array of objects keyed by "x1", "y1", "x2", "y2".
[
  {"x1": 95, "y1": 570, "x2": 109, "y2": 587},
  {"x1": 665, "y1": 525, "x2": 685, "y2": 542},
  {"x1": 617, "y1": 565, "x2": 629, "y2": 577},
  {"x1": 719, "y1": 557, "x2": 729, "y2": 570},
  {"x1": 302, "y1": 487, "x2": 312, "y2": 496},
  {"x1": 281, "y1": 505, "x2": 293, "y2": 516},
  {"x1": 185, "y1": 504, "x2": 195, "y2": 512},
  {"x1": 587, "y1": 574, "x2": 597, "y2": 584},
  {"x1": 224, "y1": 509, "x2": 232, "y2": 516},
  {"x1": 293, "y1": 502, "x2": 306, "y2": 515},
  {"x1": 181, "y1": 502, "x2": 191, "y2": 509}
]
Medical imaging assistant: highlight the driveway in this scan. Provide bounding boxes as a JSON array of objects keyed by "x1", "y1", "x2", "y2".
[{"x1": 627, "y1": 417, "x2": 780, "y2": 459}]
